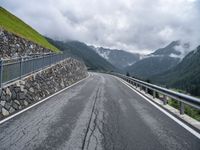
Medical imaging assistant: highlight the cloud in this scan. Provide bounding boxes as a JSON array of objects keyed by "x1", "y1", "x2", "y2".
[{"x1": 1, "y1": 0, "x2": 200, "y2": 54}]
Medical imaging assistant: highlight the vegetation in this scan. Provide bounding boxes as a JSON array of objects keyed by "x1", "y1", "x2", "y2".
[
  {"x1": 126, "y1": 72, "x2": 130, "y2": 76},
  {"x1": 168, "y1": 99, "x2": 200, "y2": 121},
  {"x1": 0, "y1": 7, "x2": 59, "y2": 52},
  {"x1": 47, "y1": 38, "x2": 119, "y2": 72},
  {"x1": 151, "y1": 45, "x2": 200, "y2": 97},
  {"x1": 126, "y1": 41, "x2": 180, "y2": 79}
]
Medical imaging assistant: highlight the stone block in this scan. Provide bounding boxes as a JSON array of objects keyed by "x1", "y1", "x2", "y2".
[
  {"x1": 6, "y1": 88, "x2": 12, "y2": 97},
  {"x1": 12, "y1": 102, "x2": 19, "y2": 110},
  {"x1": 4, "y1": 102, "x2": 11, "y2": 110},
  {"x1": 14, "y1": 100, "x2": 20, "y2": 105},
  {"x1": 9, "y1": 107, "x2": 15, "y2": 114},
  {"x1": 2, "y1": 108, "x2": 9, "y2": 116},
  {"x1": 0, "y1": 101, "x2": 6, "y2": 106},
  {"x1": 24, "y1": 100, "x2": 28, "y2": 106}
]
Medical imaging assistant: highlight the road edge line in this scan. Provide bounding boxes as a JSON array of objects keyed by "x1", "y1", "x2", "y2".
[
  {"x1": 113, "y1": 75, "x2": 200, "y2": 139},
  {"x1": 0, "y1": 73, "x2": 90, "y2": 125}
]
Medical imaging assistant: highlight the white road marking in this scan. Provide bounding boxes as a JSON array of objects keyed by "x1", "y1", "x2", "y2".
[
  {"x1": 114, "y1": 76, "x2": 200, "y2": 139},
  {"x1": 0, "y1": 74, "x2": 90, "y2": 125}
]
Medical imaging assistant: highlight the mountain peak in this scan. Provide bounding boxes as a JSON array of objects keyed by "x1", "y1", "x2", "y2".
[{"x1": 151, "y1": 41, "x2": 181, "y2": 56}]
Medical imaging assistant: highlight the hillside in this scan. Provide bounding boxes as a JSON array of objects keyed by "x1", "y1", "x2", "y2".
[
  {"x1": 126, "y1": 56, "x2": 179, "y2": 79},
  {"x1": 91, "y1": 46, "x2": 140, "y2": 69},
  {"x1": 47, "y1": 38, "x2": 119, "y2": 72},
  {"x1": 151, "y1": 45, "x2": 200, "y2": 96},
  {"x1": 126, "y1": 41, "x2": 182, "y2": 79},
  {"x1": 151, "y1": 41, "x2": 181, "y2": 56},
  {"x1": 0, "y1": 7, "x2": 59, "y2": 52}
]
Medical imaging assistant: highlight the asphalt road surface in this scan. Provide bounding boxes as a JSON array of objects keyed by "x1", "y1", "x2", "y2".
[{"x1": 0, "y1": 73, "x2": 199, "y2": 150}]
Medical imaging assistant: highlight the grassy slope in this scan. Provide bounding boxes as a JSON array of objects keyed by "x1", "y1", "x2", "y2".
[{"x1": 0, "y1": 7, "x2": 59, "y2": 52}]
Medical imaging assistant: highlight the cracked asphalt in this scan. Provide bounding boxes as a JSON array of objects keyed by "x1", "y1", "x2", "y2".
[{"x1": 0, "y1": 73, "x2": 199, "y2": 150}]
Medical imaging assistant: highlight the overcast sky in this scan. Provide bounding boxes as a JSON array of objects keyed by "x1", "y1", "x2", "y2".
[{"x1": 1, "y1": 0, "x2": 200, "y2": 54}]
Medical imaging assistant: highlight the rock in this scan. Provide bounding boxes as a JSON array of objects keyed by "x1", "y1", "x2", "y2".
[
  {"x1": 9, "y1": 107, "x2": 15, "y2": 114},
  {"x1": 20, "y1": 80, "x2": 25, "y2": 85},
  {"x1": 60, "y1": 81, "x2": 65, "y2": 88},
  {"x1": 24, "y1": 100, "x2": 28, "y2": 106},
  {"x1": 11, "y1": 91, "x2": 17, "y2": 99},
  {"x1": 0, "y1": 101, "x2": 6, "y2": 106},
  {"x1": 0, "y1": 29, "x2": 51, "y2": 58},
  {"x1": 16, "y1": 82, "x2": 20, "y2": 87},
  {"x1": 14, "y1": 100, "x2": 20, "y2": 105},
  {"x1": 20, "y1": 85, "x2": 25, "y2": 91},
  {"x1": 29, "y1": 87, "x2": 34, "y2": 93},
  {"x1": 2, "y1": 108, "x2": 9, "y2": 116},
  {"x1": 12, "y1": 102, "x2": 19, "y2": 110},
  {"x1": 17, "y1": 92, "x2": 25, "y2": 100},
  {"x1": 24, "y1": 89, "x2": 28, "y2": 94},
  {"x1": 0, "y1": 94, "x2": 6, "y2": 101},
  {"x1": 6, "y1": 88, "x2": 12, "y2": 97},
  {"x1": 5, "y1": 95, "x2": 11, "y2": 102},
  {"x1": 4, "y1": 102, "x2": 11, "y2": 110},
  {"x1": 26, "y1": 98, "x2": 30, "y2": 103},
  {"x1": 14, "y1": 86, "x2": 21, "y2": 93}
]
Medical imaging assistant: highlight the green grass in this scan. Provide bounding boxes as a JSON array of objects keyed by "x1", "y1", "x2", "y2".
[
  {"x1": 157, "y1": 89, "x2": 200, "y2": 121},
  {"x1": 168, "y1": 99, "x2": 200, "y2": 121},
  {"x1": 0, "y1": 7, "x2": 59, "y2": 52}
]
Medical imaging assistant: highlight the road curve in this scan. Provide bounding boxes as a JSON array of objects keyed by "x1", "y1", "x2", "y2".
[{"x1": 0, "y1": 73, "x2": 199, "y2": 150}]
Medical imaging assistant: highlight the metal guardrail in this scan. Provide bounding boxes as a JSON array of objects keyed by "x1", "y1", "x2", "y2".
[
  {"x1": 112, "y1": 73, "x2": 200, "y2": 114},
  {"x1": 0, "y1": 53, "x2": 68, "y2": 87}
]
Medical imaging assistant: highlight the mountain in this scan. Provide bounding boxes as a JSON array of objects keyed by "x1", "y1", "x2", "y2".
[
  {"x1": 126, "y1": 41, "x2": 185, "y2": 79},
  {"x1": 151, "y1": 41, "x2": 181, "y2": 56},
  {"x1": 47, "y1": 38, "x2": 118, "y2": 72},
  {"x1": 0, "y1": 7, "x2": 59, "y2": 52},
  {"x1": 91, "y1": 46, "x2": 140, "y2": 69},
  {"x1": 151, "y1": 45, "x2": 200, "y2": 96}
]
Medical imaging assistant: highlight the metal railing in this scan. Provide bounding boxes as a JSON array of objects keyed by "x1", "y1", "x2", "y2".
[
  {"x1": 112, "y1": 73, "x2": 200, "y2": 114},
  {"x1": 0, "y1": 53, "x2": 68, "y2": 87}
]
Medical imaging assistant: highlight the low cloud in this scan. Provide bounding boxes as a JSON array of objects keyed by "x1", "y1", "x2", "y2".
[{"x1": 1, "y1": 0, "x2": 200, "y2": 54}]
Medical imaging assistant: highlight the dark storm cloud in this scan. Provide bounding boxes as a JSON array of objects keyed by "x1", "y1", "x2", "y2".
[{"x1": 1, "y1": 0, "x2": 199, "y2": 54}]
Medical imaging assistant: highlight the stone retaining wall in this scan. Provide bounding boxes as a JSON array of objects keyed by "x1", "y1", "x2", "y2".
[
  {"x1": 0, "y1": 58, "x2": 88, "y2": 119},
  {"x1": 0, "y1": 28, "x2": 52, "y2": 58}
]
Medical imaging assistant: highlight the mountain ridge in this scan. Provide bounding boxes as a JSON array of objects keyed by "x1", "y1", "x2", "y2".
[
  {"x1": 150, "y1": 45, "x2": 200, "y2": 96},
  {"x1": 47, "y1": 38, "x2": 119, "y2": 72},
  {"x1": 125, "y1": 41, "x2": 183, "y2": 79},
  {"x1": 91, "y1": 46, "x2": 141, "y2": 69}
]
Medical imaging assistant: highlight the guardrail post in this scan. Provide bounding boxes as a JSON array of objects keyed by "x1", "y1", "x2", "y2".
[
  {"x1": 140, "y1": 85, "x2": 142, "y2": 91},
  {"x1": 0, "y1": 59, "x2": 3, "y2": 88},
  {"x1": 180, "y1": 102, "x2": 184, "y2": 114},
  {"x1": 163, "y1": 95, "x2": 167, "y2": 105},
  {"x1": 153, "y1": 91, "x2": 156, "y2": 99},
  {"x1": 145, "y1": 87, "x2": 148, "y2": 93}
]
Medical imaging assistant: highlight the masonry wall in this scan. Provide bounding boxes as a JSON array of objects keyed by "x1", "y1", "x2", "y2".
[
  {"x1": 0, "y1": 28, "x2": 52, "y2": 58},
  {"x1": 0, "y1": 58, "x2": 88, "y2": 119}
]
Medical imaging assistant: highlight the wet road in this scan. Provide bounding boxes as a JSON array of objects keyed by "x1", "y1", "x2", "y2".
[{"x1": 0, "y1": 73, "x2": 199, "y2": 150}]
